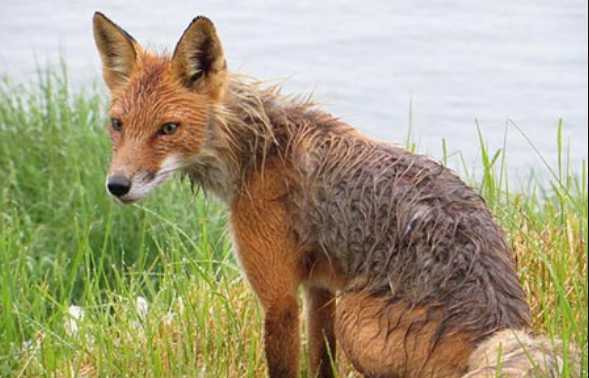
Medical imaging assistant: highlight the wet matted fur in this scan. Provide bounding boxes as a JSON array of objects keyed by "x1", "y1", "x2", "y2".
[
  {"x1": 93, "y1": 13, "x2": 579, "y2": 378},
  {"x1": 196, "y1": 75, "x2": 531, "y2": 338},
  {"x1": 187, "y1": 75, "x2": 564, "y2": 377}
]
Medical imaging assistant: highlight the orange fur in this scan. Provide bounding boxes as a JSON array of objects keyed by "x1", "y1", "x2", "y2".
[
  {"x1": 336, "y1": 293, "x2": 474, "y2": 378},
  {"x1": 230, "y1": 158, "x2": 304, "y2": 377},
  {"x1": 94, "y1": 12, "x2": 477, "y2": 377},
  {"x1": 230, "y1": 158, "x2": 348, "y2": 377},
  {"x1": 94, "y1": 13, "x2": 568, "y2": 378}
]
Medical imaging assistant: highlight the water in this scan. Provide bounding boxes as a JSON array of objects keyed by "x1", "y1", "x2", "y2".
[{"x1": 1, "y1": 0, "x2": 587, "y2": 181}]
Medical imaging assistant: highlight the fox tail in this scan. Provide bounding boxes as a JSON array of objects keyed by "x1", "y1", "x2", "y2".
[{"x1": 463, "y1": 329, "x2": 582, "y2": 378}]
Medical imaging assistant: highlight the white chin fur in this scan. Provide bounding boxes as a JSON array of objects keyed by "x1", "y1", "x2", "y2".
[{"x1": 113, "y1": 155, "x2": 185, "y2": 204}]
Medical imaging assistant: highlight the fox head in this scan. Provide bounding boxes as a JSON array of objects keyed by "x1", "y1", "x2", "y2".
[{"x1": 93, "y1": 12, "x2": 227, "y2": 203}]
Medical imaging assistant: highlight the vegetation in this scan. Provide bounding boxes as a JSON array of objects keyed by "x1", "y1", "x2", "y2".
[{"x1": 0, "y1": 68, "x2": 586, "y2": 377}]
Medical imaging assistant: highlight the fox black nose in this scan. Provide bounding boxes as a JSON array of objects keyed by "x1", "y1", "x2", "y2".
[{"x1": 107, "y1": 175, "x2": 131, "y2": 197}]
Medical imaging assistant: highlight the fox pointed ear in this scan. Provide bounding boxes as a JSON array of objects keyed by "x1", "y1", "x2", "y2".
[
  {"x1": 93, "y1": 12, "x2": 140, "y2": 91},
  {"x1": 172, "y1": 16, "x2": 227, "y2": 99}
]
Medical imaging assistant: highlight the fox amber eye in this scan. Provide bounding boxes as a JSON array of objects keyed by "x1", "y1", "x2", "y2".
[
  {"x1": 159, "y1": 122, "x2": 178, "y2": 136},
  {"x1": 111, "y1": 118, "x2": 123, "y2": 132}
]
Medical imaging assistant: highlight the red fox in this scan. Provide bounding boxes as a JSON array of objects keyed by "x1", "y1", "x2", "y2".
[{"x1": 93, "y1": 12, "x2": 579, "y2": 378}]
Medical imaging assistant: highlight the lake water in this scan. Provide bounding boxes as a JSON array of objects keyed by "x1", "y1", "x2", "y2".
[{"x1": 1, "y1": 0, "x2": 587, "y2": 182}]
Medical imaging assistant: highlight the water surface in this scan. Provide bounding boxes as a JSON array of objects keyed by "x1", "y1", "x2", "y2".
[{"x1": 1, "y1": 0, "x2": 587, "y2": 180}]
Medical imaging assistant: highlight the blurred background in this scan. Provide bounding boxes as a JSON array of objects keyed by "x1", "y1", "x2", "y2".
[{"x1": 1, "y1": 0, "x2": 587, "y2": 180}]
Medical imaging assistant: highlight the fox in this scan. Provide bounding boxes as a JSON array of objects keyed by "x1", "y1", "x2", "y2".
[{"x1": 92, "y1": 12, "x2": 580, "y2": 378}]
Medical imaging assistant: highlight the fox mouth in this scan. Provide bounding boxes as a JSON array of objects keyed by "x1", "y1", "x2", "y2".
[
  {"x1": 106, "y1": 155, "x2": 192, "y2": 204},
  {"x1": 107, "y1": 169, "x2": 176, "y2": 204}
]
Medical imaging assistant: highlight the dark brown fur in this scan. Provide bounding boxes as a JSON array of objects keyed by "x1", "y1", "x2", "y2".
[
  {"x1": 218, "y1": 79, "x2": 532, "y2": 339},
  {"x1": 179, "y1": 75, "x2": 531, "y2": 376}
]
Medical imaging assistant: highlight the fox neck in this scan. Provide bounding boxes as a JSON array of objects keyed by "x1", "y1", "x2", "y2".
[{"x1": 182, "y1": 75, "x2": 285, "y2": 204}]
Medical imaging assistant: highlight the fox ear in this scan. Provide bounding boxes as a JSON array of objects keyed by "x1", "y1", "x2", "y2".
[
  {"x1": 172, "y1": 16, "x2": 227, "y2": 99},
  {"x1": 93, "y1": 12, "x2": 140, "y2": 91}
]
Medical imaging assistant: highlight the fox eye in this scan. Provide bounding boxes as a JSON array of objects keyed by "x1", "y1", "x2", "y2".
[
  {"x1": 159, "y1": 122, "x2": 179, "y2": 136},
  {"x1": 111, "y1": 118, "x2": 123, "y2": 132}
]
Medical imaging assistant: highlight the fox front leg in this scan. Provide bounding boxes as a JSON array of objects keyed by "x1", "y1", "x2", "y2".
[{"x1": 230, "y1": 159, "x2": 304, "y2": 378}]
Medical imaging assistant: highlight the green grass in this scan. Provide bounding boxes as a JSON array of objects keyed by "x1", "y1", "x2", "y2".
[{"x1": 0, "y1": 68, "x2": 587, "y2": 377}]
